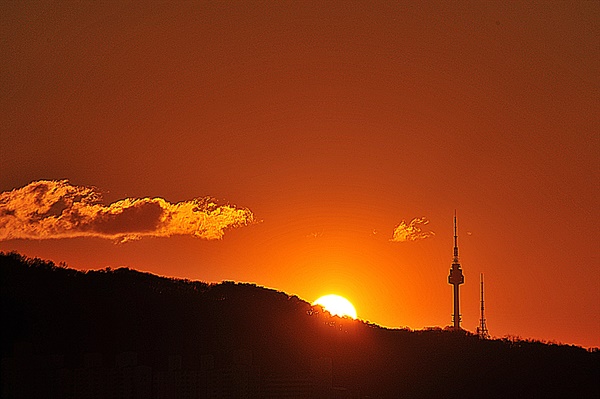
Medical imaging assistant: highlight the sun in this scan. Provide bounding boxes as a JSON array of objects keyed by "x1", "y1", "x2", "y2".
[{"x1": 313, "y1": 294, "x2": 357, "y2": 319}]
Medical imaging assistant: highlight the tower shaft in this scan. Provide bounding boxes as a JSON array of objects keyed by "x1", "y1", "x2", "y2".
[{"x1": 453, "y1": 283, "x2": 460, "y2": 329}]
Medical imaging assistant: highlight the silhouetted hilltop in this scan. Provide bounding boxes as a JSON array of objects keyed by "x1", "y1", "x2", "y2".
[{"x1": 1, "y1": 251, "x2": 598, "y2": 398}]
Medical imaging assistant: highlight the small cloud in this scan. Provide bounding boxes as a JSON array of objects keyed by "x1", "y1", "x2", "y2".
[
  {"x1": 306, "y1": 229, "x2": 324, "y2": 238},
  {"x1": 390, "y1": 217, "x2": 435, "y2": 243},
  {"x1": 0, "y1": 180, "x2": 256, "y2": 243}
]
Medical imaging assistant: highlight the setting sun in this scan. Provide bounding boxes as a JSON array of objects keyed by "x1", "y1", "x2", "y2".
[{"x1": 313, "y1": 294, "x2": 357, "y2": 319}]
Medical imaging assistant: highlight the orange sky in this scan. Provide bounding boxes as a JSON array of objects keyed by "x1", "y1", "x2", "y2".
[{"x1": 1, "y1": 1, "x2": 598, "y2": 348}]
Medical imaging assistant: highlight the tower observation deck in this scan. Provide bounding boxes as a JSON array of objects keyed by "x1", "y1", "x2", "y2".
[{"x1": 448, "y1": 212, "x2": 464, "y2": 330}]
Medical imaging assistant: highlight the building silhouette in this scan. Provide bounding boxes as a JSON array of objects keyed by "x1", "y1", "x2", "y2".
[{"x1": 448, "y1": 212, "x2": 464, "y2": 330}]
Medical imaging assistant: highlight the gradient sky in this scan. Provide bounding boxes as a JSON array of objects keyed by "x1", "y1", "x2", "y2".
[{"x1": 1, "y1": 1, "x2": 598, "y2": 348}]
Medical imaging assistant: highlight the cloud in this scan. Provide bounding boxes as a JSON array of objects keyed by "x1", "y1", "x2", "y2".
[
  {"x1": 390, "y1": 217, "x2": 435, "y2": 243},
  {"x1": 0, "y1": 180, "x2": 256, "y2": 242}
]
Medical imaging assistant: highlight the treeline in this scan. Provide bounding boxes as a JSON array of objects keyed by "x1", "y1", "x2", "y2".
[{"x1": 1, "y1": 251, "x2": 598, "y2": 398}]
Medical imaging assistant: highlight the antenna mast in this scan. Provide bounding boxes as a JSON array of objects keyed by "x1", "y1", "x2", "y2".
[
  {"x1": 453, "y1": 211, "x2": 459, "y2": 262},
  {"x1": 478, "y1": 273, "x2": 490, "y2": 339}
]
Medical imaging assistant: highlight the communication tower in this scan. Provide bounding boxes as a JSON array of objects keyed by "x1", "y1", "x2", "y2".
[
  {"x1": 448, "y1": 212, "x2": 464, "y2": 330},
  {"x1": 477, "y1": 273, "x2": 490, "y2": 339}
]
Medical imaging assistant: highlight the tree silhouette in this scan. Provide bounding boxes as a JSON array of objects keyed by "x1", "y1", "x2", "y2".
[{"x1": 1, "y1": 251, "x2": 598, "y2": 398}]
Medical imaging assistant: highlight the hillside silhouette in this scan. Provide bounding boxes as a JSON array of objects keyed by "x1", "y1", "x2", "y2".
[{"x1": 1, "y1": 251, "x2": 598, "y2": 398}]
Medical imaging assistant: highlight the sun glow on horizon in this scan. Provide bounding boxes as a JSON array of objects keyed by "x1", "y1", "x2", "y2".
[{"x1": 313, "y1": 294, "x2": 357, "y2": 319}]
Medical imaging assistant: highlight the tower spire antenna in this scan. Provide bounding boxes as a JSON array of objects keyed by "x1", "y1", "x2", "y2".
[
  {"x1": 448, "y1": 211, "x2": 464, "y2": 330},
  {"x1": 453, "y1": 210, "x2": 459, "y2": 262}
]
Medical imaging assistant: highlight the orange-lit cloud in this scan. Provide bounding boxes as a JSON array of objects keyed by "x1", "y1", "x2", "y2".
[
  {"x1": 0, "y1": 180, "x2": 255, "y2": 243},
  {"x1": 390, "y1": 217, "x2": 435, "y2": 243}
]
